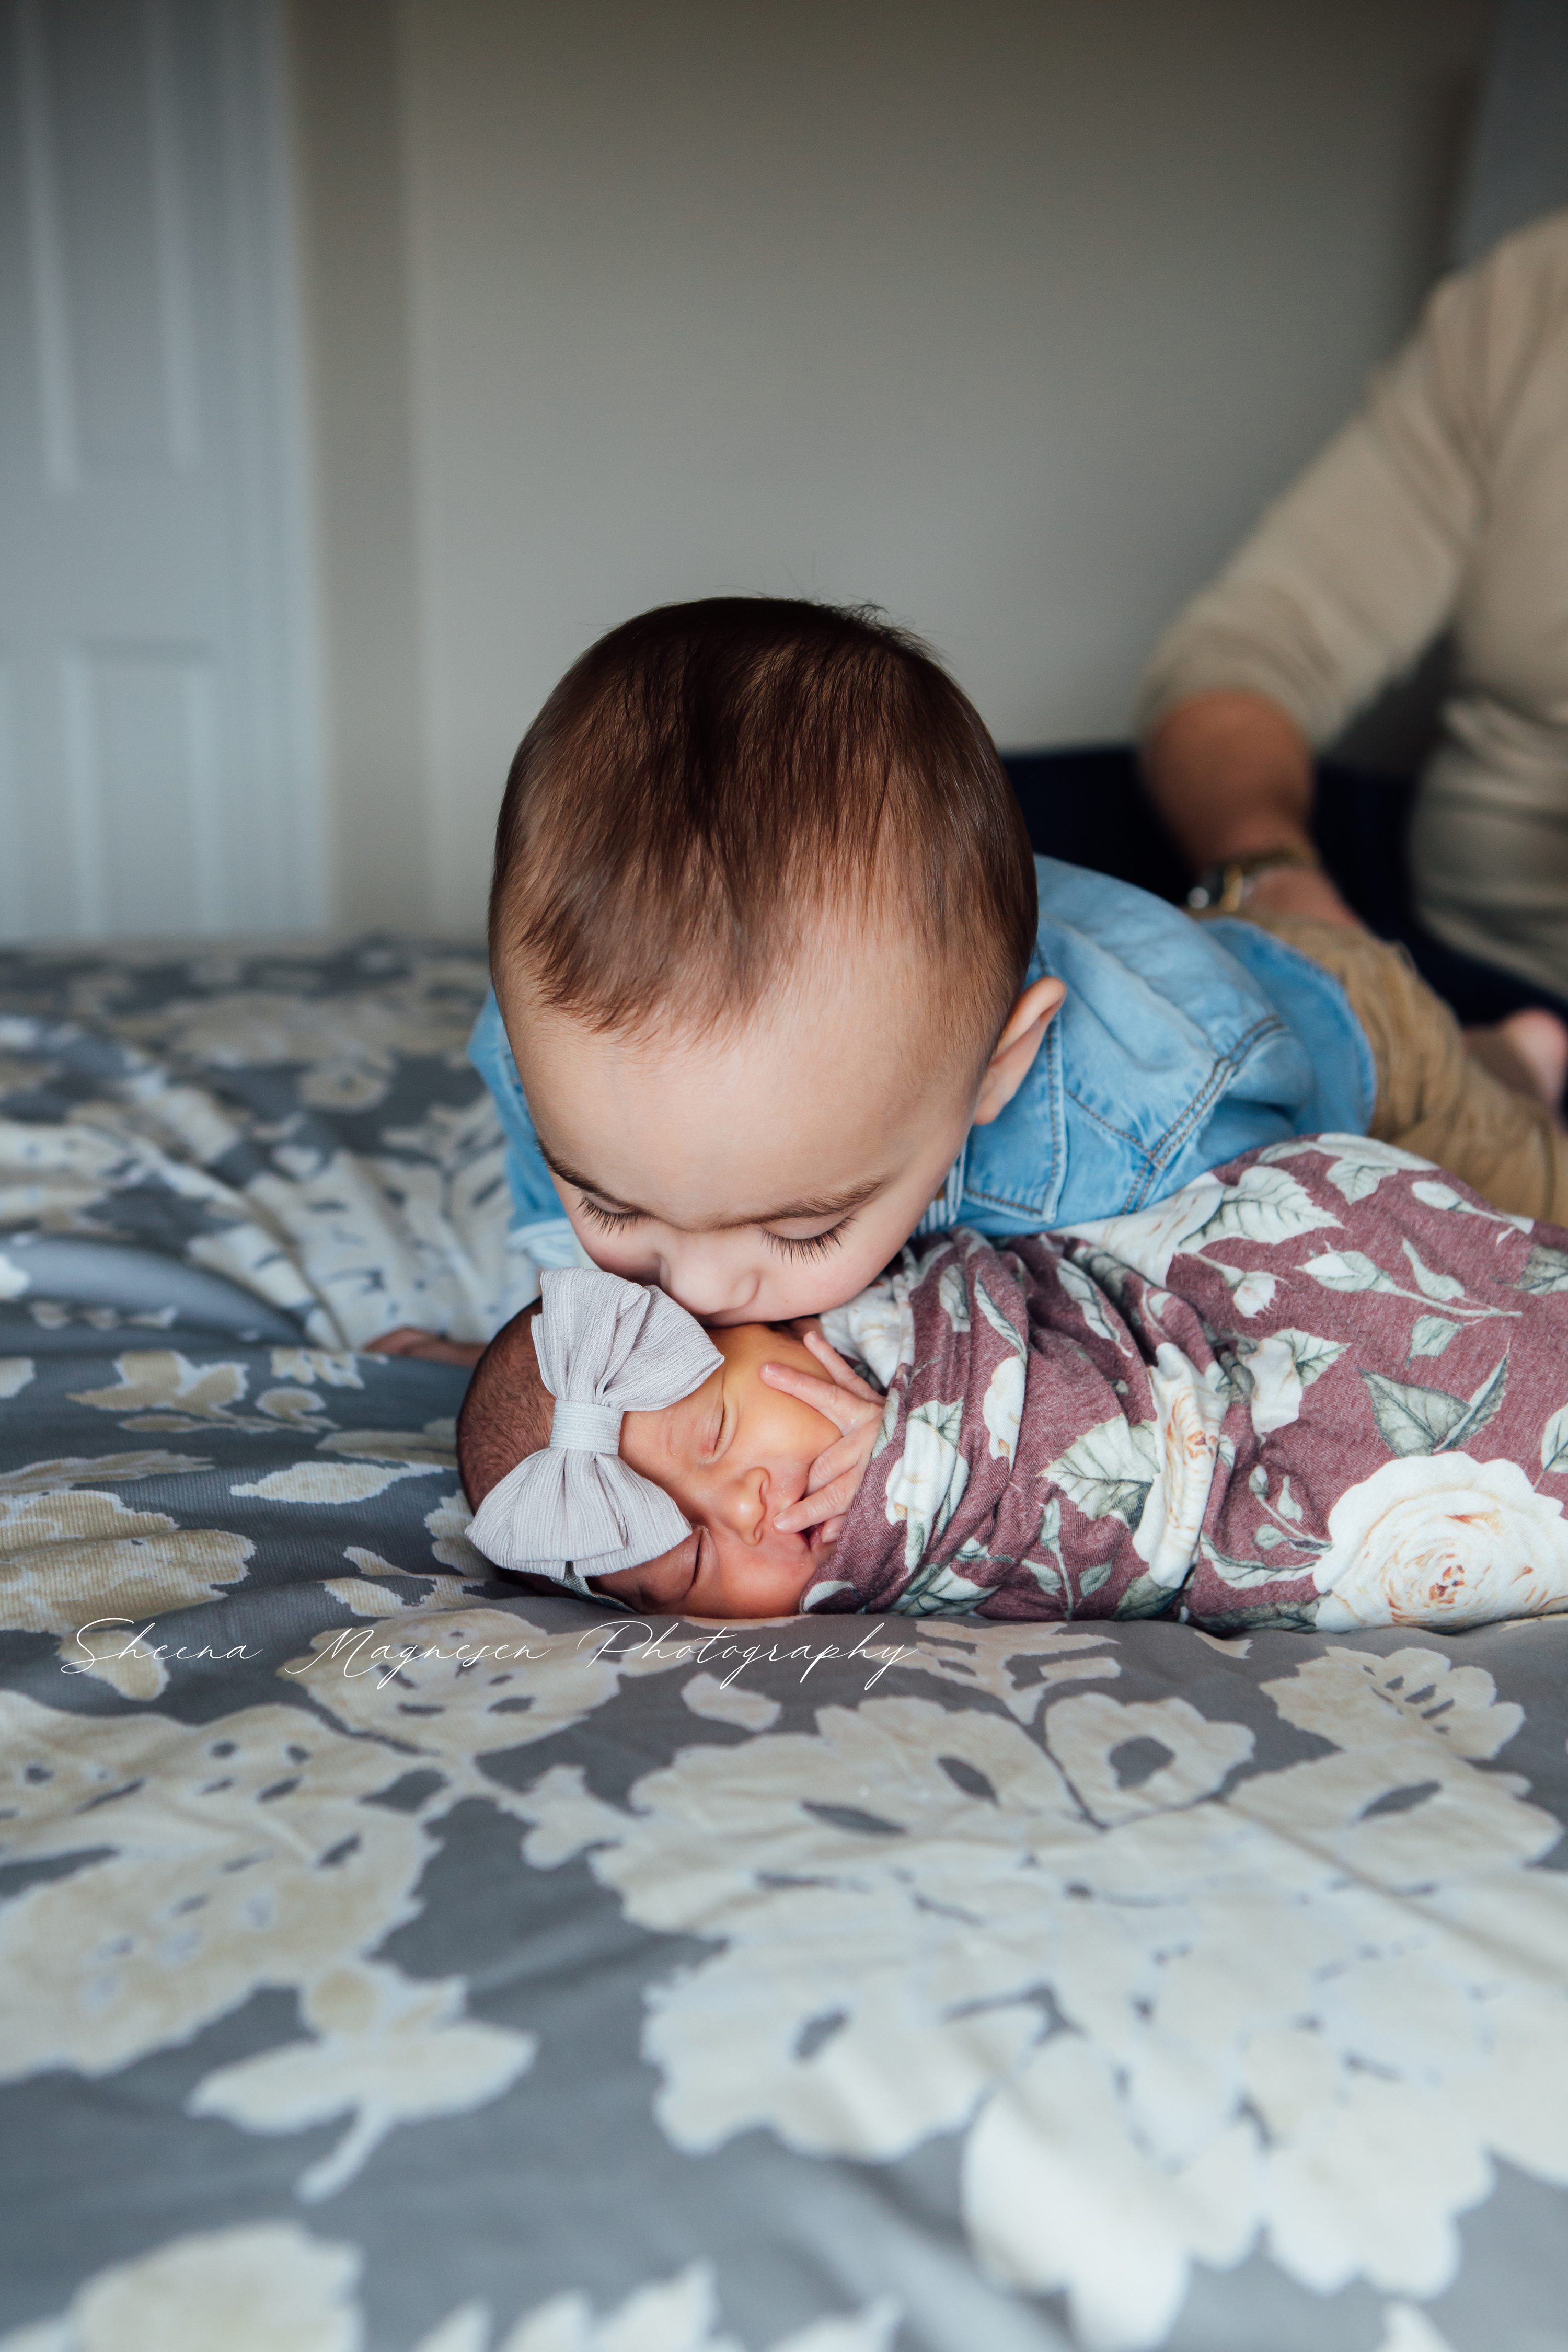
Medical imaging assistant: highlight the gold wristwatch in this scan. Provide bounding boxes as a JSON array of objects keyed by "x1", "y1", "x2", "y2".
[{"x1": 1186, "y1": 844, "x2": 1321, "y2": 915}]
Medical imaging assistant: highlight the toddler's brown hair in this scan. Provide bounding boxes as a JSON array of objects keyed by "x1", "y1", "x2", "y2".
[{"x1": 489, "y1": 598, "x2": 1036, "y2": 1068}]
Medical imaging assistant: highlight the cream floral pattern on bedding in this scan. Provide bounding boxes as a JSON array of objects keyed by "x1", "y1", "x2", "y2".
[
  {"x1": 521, "y1": 1649, "x2": 1568, "y2": 2350},
  {"x1": 1, "y1": 942, "x2": 1565, "y2": 2352},
  {"x1": 0, "y1": 943, "x2": 534, "y2": 1345}
]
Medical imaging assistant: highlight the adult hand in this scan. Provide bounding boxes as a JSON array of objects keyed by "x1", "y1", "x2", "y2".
[
  {"x1": 1240, "y1": 862, "x2": 1363, "y2": 928},
  {"x1": 1144, "y1": 693, "x2": 1369, "y2": 932},
  {"x1": 761, "y1": 1331, "x2": 885, "y2": 1542}
]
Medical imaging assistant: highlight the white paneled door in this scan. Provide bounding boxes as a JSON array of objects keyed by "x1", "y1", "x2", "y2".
[{"x1": 0, "y1": 0, "x2": 321, "y2": 939}]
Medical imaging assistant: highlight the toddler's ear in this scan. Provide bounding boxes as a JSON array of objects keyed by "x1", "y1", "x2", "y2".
[{"x1": 972, "y1": 977, "x2": 1066, "y2": 1125}]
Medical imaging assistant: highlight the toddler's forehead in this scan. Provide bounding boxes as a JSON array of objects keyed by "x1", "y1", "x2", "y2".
[
  {"x1": 511, "y1": 909, "x2": 963, "y2": 1055},
  {"x1": 516, "y1": 964, "x2": 974, "y2": 1148}
]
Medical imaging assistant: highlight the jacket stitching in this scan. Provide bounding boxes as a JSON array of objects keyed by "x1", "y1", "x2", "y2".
[{"x1": 962, "y1": 1011, "x2": 1290, "y2": 1219}]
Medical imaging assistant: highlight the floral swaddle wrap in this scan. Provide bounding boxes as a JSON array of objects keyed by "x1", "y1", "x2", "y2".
[{"x1": 813, "y1": 1136, "x2": 1568, "y2": 1628}]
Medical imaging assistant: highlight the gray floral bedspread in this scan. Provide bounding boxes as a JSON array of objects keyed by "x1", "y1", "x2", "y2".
[{"x1": 2, "y1": 942, "x2": 1566, "y2": 2352}]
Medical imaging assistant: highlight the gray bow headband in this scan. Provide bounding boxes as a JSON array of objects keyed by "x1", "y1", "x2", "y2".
[{"x1": 466, "y1": 1268, "x2": 722, "y2": 1594}]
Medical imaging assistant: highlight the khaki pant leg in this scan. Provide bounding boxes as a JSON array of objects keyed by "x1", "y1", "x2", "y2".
[{"x1": 1234, "y1": 910, "x2": 1568, "y2": 1225}]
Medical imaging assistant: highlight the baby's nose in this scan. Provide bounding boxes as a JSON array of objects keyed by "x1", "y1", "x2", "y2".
[{"x1": 719, "y1": 1467, "x2": 769, "y2": 1544}]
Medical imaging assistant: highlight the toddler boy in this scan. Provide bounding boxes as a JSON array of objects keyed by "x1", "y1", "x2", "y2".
[{"x1": 465, "y1": 597, "x2": 1568, "y2": 1427}]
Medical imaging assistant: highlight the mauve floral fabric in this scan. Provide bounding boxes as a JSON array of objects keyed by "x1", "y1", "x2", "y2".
[{"x1": 817, "y1": 1136, "x2": 1568, "y2": 1630}]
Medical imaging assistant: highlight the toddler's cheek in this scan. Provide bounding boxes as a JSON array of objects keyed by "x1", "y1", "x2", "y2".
[{"x1": 570, "y1": 1228, "x2": 653, "y2": 1282}]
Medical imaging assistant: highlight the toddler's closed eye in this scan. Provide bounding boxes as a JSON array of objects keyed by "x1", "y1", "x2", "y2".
[
  {"x1": 762, "y1": 1220, "x2": 852, "y2": 1262},
  {"x1": 575, "y1": 1197, "x2": 643, "y2": 1233}
]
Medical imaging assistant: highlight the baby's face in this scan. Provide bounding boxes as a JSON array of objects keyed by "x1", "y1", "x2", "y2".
[
  {"x1": 502, "y1": 952, "x2": 976, "y2": 1325},
  {"x1": 596, "y1": 1324, "x2": 842, "y2": 1616}
]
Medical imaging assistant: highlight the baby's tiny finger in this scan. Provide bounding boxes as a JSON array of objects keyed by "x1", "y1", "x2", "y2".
[
  {"x1": 775, "y1": 1466, "x2": 861, "y2": 1534},
  {"x1": 773, "y1": 1498, "x2": 824, "y2": 1534},
  {"x1": 760, "y1": 1359, "x2": 860, "y2": 1428},
  {"x1": 803, "y1": 1331, "x2": 881, "y2": 1399},
  {"x1": 775, "y1": 1484, "x2": 833, "y2": 1533},
  {"x1": 759, "y1": 1359, "x2": 826, "y2": 1397},
  {"x1": 808, "y1": 1478, "x2": 859, "y2": 1528},
  {"x1": 804, "y1": 1434, "x2": 867, "y2": 1492}
]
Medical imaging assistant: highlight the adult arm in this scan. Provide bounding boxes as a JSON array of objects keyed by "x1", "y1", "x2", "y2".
[
  {"x1": 1139, "y1": 231, "x2": 1513, "y2": 916},
  {"x1": 1143, "y1": 690, "x2": 1353, "y2": 924}
]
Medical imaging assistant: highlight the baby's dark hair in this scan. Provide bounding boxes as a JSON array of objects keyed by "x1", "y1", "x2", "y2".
[
  {"x1": 489, "y1": 597, "x2": 1037, "y2": 1066},
  {"x1": 456, "y1": 1306, "x2": 548, "y2": 1509}
]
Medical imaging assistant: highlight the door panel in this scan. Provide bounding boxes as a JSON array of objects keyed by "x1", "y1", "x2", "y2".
[
  {"x1": 60, "y1": 644, "x2": 218, "y2": 931},
  {"x1": 0, "y1": 0, "x2": 321, "y2": 940},
  {"x1": 25, "y1": 0, "x2": 200, "y2": 482}
]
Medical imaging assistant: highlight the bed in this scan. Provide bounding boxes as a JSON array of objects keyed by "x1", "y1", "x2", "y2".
[{"x1": 2, "y1": 940, "x2": 1565, "y2": 2352}]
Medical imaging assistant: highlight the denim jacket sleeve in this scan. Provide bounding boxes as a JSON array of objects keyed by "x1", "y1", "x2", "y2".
[
  {"x1": 960, "y1": 860, "x2": 1373, "y2": 1232},
  {"x1": 467, "y1": 990, "x2": 589, "y2": 1270}
]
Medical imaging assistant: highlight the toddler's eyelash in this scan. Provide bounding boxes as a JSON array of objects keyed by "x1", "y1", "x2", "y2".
[
  {"x1": 577, "y1": 1197, "x2": 641, "y2": 1232},
  {"x1": 764, "y1": 1220, "x2": 850, "y2": 1263},
  {"x1": 578, "y1": 1195, "x2": 849, "y2": 1262}
]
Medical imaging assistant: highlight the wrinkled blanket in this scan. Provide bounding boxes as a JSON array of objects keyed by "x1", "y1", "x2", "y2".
[
  {"x1": 818, "y1": 1135, "x2": 1568, "y2": 1628},
  {"x1": 6, "y1": 953, "x2": 1568, "y2": 2352}
]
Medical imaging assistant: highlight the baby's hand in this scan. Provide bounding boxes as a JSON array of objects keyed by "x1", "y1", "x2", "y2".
[{"x1": 762, "y1": 1333, "x2": 885, "y2": 1542}]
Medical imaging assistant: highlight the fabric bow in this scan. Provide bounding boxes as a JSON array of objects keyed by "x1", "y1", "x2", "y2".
[{"x1": 466, "y1": 1267, "x2": 722, "y2": 1592}]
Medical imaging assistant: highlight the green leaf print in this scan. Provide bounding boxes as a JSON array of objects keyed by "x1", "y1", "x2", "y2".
[
  {"x1": 1517, "y1": 1241, "x2": 1568, "y2": 1296},
  {"x1": 1408, "y1": 1315, "x2": 1461, "y2": 1362},
  {"x1": 1055, "y1": 1253, "x2": 1119, "y2": 1345},
  {"x1": 1198, "y1": 1537, "x2": 1290, "y2": 1589},
  {"x1": 1363, "y1": 1372, "x2": 1467, "y2": 1456},
  {"x1": 1441, "y1": 1356, "x2": 1509, "y2": 1452},
  {"x1": 1301, "y1": 1249, "x2": 1400, "y2": 1295},
  {"x1": 1542, "y1": 1408, "x2": 1568, "y2": 1478},
  {"x1": 1362, "y1": 1358, "x2": 1508, "y2": 1458},
  {"x1": 1401, "y1": 1240, "x2": 1466, "y2": 1302},
  {"x1": 1045, "y1": 1416, "x2": 1159, "y2": 1527},
  {"x1": 1113, "y1": 1572, "x2": 1175, "y2": 1619},
  {"x1": 911, "y1": 1397, "x2": 965, "y2": 1450},
  {"x1": 892, "y1": 1557, "x2": 991, "y2": 1617},
  {"x1": 973, "y1": 1276, "x2": 1025, "y2": 1357},
  {"x1": 1189, "y1": 1164, "x2": 1339, "y2": 1249}
]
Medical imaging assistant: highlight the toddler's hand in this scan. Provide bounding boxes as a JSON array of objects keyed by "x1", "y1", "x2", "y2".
[{"x1": 762, "y1": 1333, "x2": 885, "y2": 1542}]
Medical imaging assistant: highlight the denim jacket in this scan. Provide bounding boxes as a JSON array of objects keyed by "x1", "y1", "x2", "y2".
[{"x1": 469, "y1": 857, "x2": 1375, "y2": 1273}]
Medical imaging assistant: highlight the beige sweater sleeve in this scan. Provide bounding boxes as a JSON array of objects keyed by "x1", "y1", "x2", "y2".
[{"x1": 1138, "y1": 236, "x2": 1539, "y2": 746}]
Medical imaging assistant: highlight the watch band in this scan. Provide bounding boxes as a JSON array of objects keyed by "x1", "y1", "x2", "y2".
[{"x1": 1186, "y1": 844, "x2": 1321, "y2": 916}]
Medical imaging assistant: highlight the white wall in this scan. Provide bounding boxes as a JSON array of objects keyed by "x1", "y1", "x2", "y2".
[
  {"x1": 310, "y1": 0, "x2": 1493, "y2": 934},
  {"x1": 288, "y1": 0, "x2": 426, "y2": 932}
]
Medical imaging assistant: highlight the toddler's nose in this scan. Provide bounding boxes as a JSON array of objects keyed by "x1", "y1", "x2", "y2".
[{"x1": 659, "y1": 1249, "x2": 755, "y2": 1321}]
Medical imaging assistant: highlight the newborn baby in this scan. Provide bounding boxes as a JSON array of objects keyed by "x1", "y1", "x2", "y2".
[
  {"x1": 462, "y1": 1139, "x2": 1568, "y2": 1634},
  {"x1": 456, "y1": 1273, "x2": 883, "y2": 1616}
]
